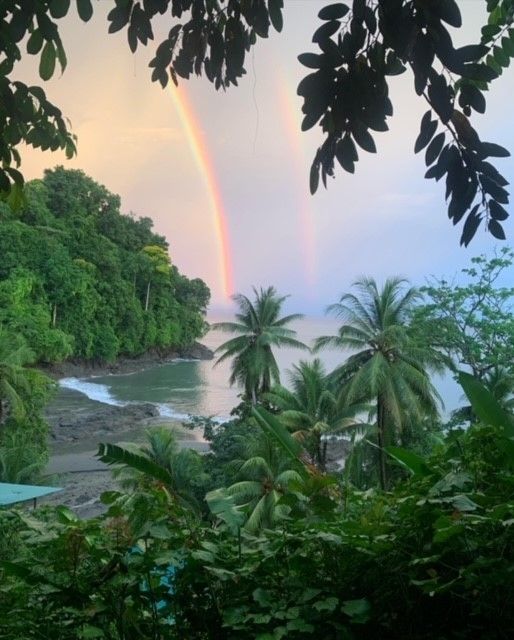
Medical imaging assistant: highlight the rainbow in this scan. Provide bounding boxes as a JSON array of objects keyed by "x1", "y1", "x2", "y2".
[
  {"x1": 276, "y1": 76, "x2": 317, "y2": 289},
  {"x1": 168, "y1": 84, "x2": 233, "y2": 299}
]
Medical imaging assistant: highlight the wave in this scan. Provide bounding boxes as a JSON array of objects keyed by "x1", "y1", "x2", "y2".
[
  {"x1": 59, "y1": 378, "x2": 126, "y2": 407},
  {"x1": 155, "y1": 403, "x2": 230, "y2": 425},
  {"x1": 59, "y1": 378, "x2": 230, "y2": 424}
]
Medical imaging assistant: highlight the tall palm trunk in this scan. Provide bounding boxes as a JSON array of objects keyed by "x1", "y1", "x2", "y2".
[
  {"x1": 145, "y1": 281, "x2": 151, "y2": 312},
  {"x1": 376, "y1": 394, "x2": 388, "y2": 490}
]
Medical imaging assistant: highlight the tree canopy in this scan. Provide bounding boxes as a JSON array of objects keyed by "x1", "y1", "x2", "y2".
[
  {"x1": 0, "y1": 166, "x2": 210, "y2": 363},
  {"x1": 0, "y1": 1, "x2": 511, "y2": 243}
]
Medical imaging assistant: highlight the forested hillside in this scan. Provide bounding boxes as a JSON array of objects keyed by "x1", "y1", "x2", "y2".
[{"x1": 0, "y1": 167, "x2": 210, "y2": 363}]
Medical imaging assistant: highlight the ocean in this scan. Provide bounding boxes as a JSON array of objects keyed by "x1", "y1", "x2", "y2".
[{"x1": 56, "y1": 316, "x2": 462, "y2": 422}]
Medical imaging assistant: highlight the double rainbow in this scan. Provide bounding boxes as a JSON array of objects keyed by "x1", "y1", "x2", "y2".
[
  {"x1": 169, "y1": 84, "x2": 234, "y2": 299},
  {"x1": 169, "y1": 78, "x2": 317, "y2": 300}
]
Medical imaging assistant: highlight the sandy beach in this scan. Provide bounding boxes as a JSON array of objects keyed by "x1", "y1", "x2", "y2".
[{"x1": 40, "y1": 392, "x2": 209, "y2": 518}]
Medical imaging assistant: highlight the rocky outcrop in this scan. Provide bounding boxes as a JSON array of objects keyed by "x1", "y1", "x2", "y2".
[{"x1": 49, "y1": 402, "x2": 160, "y2": 443}]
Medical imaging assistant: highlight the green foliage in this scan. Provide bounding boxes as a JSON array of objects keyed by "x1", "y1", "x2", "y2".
[
  {"x1": 0, "y1": 167, "x2": 210, "y2": 364},
  {"x1": 1, "y1": 377, "x2": 514, "y2": 638},
  {"x1": 265, "y1": 358, "x2": 369, "y2": 470},
  {"x1": 4, "y1": 1, "x2": 510, "y2": 246},
  {"x1": 301, "y1": 0, "x2": 512, "y2": 245},
  {"x1": 413, "y1": 248, "x2": 514, "y2": 381},
  {"x1": 212, "y1": 286, "x2": 307, "y2": 403},
  {"x1": 98, "y1": 427, "x2": 209, "y2": 514},
  {"x1": 0, "y1": 331, "x2": 55, "y2": 482},
  {"x1": 316, "y1": 277, "x2": 443, "y2": 489}
]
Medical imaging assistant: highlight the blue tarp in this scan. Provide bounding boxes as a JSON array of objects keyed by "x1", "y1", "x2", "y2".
[{"x1": 0, "y1": 482, "x2": 62, "y2": 506}]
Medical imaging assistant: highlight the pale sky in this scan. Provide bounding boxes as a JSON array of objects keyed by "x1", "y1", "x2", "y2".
[{"x1": 16, "y1": 1, "x2": 514, "y2": 313}]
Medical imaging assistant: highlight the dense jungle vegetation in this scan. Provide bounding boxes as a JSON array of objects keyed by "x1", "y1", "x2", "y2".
[
  {"x1": 1, "y1": 253, "x2": 513, "y2": 639},
  {"x1": 0, "y1": 166, "x2": 209, "y2": 484},
  {"x1": 0, "y1": 166, "x2": 210, "y2": 363}
]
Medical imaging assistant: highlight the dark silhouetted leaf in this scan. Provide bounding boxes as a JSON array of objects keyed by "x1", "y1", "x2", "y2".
[
  {"x1": 428, "y1": 73, "x2": 453, "y2": 123},
  {"x1": 50, "y1": 0, "x2": 70, "y2": 19},
  {"x1": 77, "y1": 0, "x2": 93, "y2": 22},
  {"x1": 489, "y1": 200, "x2": 509, "y2": 221},
  {"x1": 480, "y1": 142, "x2": 511, "y2": 158},
  {"x1": 336, "y1": 135, "x2": 357, "y2": 172},
  {"x1": 318, "y1": 3, "x2": 349, "y2": 21},
  {"x1": 352, "y1": 124, "x2": 376, "y2": 153},
  {"x1": 456, "y1": 44, "x2": 489, "y2": 63},
  {"x1": 488, "y1": 218, "x2": 506, "y2": 239},
  {"x1": 425, "y1": 132, "x2": 445, "y2": 166},
  {"x1": 481, "y1": 176, "x2": 509, "y2": 203},
  {"x1": 460, "y1": 210, "x2": 482, "y2": 246},
  {"x1": 269, "y1": 0, "x2": 284, "y2": 32},
  {"x1": 27, "y1": 29, "x2": 44, "y2": 55},
  {"x1": 312, "y1": 21, "x2": 340, "y2": 44},
  {"x1": 462, "y1": 63, "x2": 498, "y2": 82},
  {"x1": 310, "y1": 161, "x2": 320, "y2": 194},
  {"x1": 298, "y1": 53, "x2": 325, "y2": 69},
  {"x1": 437, "y1": 0, "x2": 462, "y2": 28},
  {"x1": 39, "y1": 41, "x2": 56, "y2": 80},
  {"x1": 415, "y1": 111, "x2": 437, "y2": 153}
]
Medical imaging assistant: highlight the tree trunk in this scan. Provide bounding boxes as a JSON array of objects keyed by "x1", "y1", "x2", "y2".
[
  {"x1": 377, "y1": 395, "x2": 388, "y2": 490},
  {"x1": 52, "y1": 303, "x2": 57, "y2": 327},
  {"x1": 145, "y1": 281, "x2": 151, "y2": 312}
]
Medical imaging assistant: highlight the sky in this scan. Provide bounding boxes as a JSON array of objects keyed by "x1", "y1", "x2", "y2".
[{"x1": 17, "y1": 1, "x2": 514, "y2": 314}]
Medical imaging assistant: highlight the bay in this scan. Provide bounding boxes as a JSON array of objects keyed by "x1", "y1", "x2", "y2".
[{"x1": 56, "y1": 316, "x2": 462, "y2": 421}]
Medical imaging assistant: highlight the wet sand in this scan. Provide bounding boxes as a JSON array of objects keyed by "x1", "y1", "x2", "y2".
[{"x1": 40, "y1": 420, "x2": 209, "y2": 519}]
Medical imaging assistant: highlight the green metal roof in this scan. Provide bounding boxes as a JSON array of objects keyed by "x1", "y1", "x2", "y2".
[{"x1": 0, "y1": 482, "x2": 62, "y2": 506}]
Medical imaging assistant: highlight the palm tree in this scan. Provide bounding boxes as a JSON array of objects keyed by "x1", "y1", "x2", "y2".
[
  {"x1": 0, "y1": 331, "x2": 36, "y2": 425},
  {"x1": 98, "y1": 427, "x2": 206, "y2": 513},
  {"x1": 224, "y1": 431, "x2": 303, "y2": 533},
  {"x1": 315, "y1": 277, "x2": 443, "y2": 490},
  {"x1": 212, "y1": 286, "x2": 308, "y2": 404},
  {"x1": 265, "y1": 359, "x2": 369, "y2": 471}
]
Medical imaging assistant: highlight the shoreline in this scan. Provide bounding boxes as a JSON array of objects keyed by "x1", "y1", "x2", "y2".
[
  {"x1": 39, "y1": 340, "x2": 214, "y2": 380},
  {"x1": 39, "y1": 344, "x2": 214, "y2": 518},
  {"x1": 42, "y1": 425, "x2": 209, "y2": 519}
]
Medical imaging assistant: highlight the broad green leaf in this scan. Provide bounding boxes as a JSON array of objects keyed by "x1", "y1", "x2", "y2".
[
  {"x1": 342, "y1": 598, "x2": 371, "y2": 624},
  {"x1": 97, "y1": 442, "x2": 174, "y2": 485},
  {"x1": 205, "y1": 488, "x2": 244, "y2": 532},
  {"x1": 385, "y1": 446, "x2": 431, "y2": 477},
  {"x1": 252, "y1": 406, "x2": 309, "y2": 479},
  {"x1": 458, "y1": 371, "x2": 514, "y2": 437},
  {"x1": 451, "y1": 494, "x2": 479, "y2": 512}
]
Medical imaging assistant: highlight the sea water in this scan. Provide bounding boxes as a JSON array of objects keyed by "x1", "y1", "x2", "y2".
[{"x1": 57, "y1": 316, "x2": 462, "y2": 422}]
